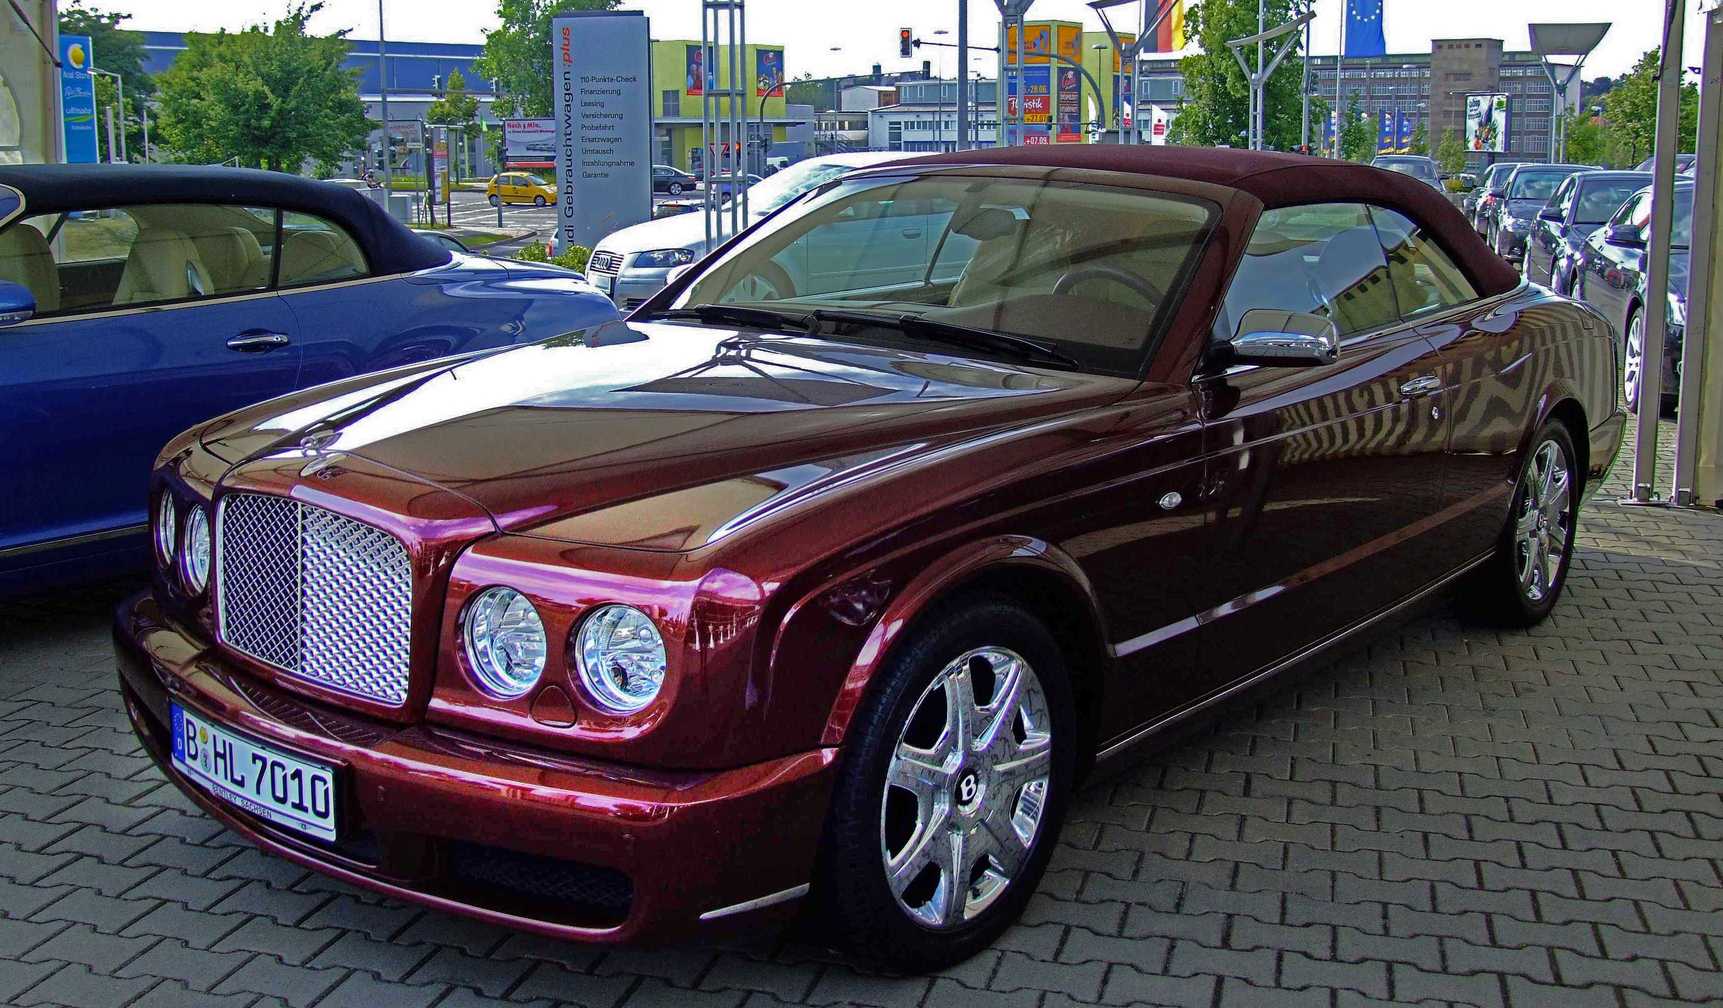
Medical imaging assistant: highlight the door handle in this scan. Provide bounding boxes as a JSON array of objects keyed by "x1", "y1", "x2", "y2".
[
  {"x1": 226, "y1": 331, "x2": 291, "y2": 352},
  {"x1": 901, "y1": 228, "x2": 923, "y2": 239},
  {"x1": 1399, "y1": 375, "x2": 1442, "y2": 398}
]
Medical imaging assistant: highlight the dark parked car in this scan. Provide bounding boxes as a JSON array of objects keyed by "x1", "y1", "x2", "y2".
[
  {"x1": 1634, "y1": 153, "x2": 1697, "y2": 175},
  {"x1": 1472, "y1": 161, "x2": 1524, "y2": 236},
  {"x1": 0, "y1": 166, "x2": 618, "y2": 594},
  {"x1": 118, "y1": 147, "x2": 1622, "y2": 972},
  {"x1": 651, "y1": 164, "x2": 698, "y2": 195},
  {"x1": 1491, "y1": 164, "x2": 1588, "y2": 266},
  {"x1": 1526, "y1": 170, "x2": 1651, "y2": 294},
  {"x1": 1574, "y1": 180, "x2": 1693, "y2": 413}
]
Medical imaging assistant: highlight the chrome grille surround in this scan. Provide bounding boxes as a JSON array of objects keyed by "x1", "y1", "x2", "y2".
[
  {"x1": 216, "y1": 493, "x2": 412, "y2": 707},
  {"x1": 587, "y1": 249, "x2": 622, "y2": 275}
]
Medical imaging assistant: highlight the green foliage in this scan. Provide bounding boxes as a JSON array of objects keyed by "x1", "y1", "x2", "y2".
[
  {"x1": 1434, "y1": 129, "x2": 1466, "y2": 176},
  {"x1": 1167, "y1": 0, "x2": 1312, "y2": 150},
  {"x1": 154, "y1": 3, "x2": 373, "y2": 173},
  {"x1": 427, "y1": 68, "x2": 480, "y2": 128},
  {"x1": 473, "y1": 0, "x2": 622, "y2": 119},
  {"x1": 1563, "y1": 115, "x2": 1611, "y2": 167},
  {"x1": 1408, "y1": 121, "x2": 1427, "y2": 157},
  {"x1": 1601, "y1": 50, "x2": 1699, "y2": 166},
  {"x1": 59, "y1": 1, "x2": 154, "y2": 159},
  {"x1": 785, "y1": 72, "x2": 827, "y2": 110},
  {"x1": 512, "y1": 241, "x2": 591, "y2": 273},
  {"x1": 1338, "y1": 95, "x2": 1373, "y2": 162}
]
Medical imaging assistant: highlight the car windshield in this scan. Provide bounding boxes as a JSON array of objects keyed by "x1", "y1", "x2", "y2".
[
  {"x1": 743, "y1": 159, "x2": 867, "y2": 214},
  {"x1": 1673, "y1": 187, "x2": 1694, "y2": 247},
  {"x1": 1509, "y1": 171, "x2": 1569, "y2": 199},
  {"x1": 523, "y1": 175, "x2": 548, "y2": 186},
  {"x1": 669, "y1": 173, "x2": 1217, "y2": 376},
  {"x1": 1575, "y1": 180, "x2": 1648, "y2": 225}
]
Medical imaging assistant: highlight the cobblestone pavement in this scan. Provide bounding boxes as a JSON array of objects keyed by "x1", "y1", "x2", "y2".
[{"x1": 1, "y1": 420, "x2": 1719, "y2": 1008}]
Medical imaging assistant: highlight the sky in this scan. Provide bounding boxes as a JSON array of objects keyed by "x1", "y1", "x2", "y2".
[{"x1": 106, "y1": 0, "x2": 1710, "y2": 81}]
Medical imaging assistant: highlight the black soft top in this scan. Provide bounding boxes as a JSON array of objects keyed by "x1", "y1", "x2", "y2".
[{"x1": 0, "y1": 164, "x2": 446, "y2": 275}]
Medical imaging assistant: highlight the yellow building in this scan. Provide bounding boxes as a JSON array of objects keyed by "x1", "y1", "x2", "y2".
[{"x1": 651, "y1": 39, "x2": 791, "y2": 172}]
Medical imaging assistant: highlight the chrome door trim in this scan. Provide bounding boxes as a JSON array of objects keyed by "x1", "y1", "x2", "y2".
[
  {"x1": 698, "y1": 882, "x2": 810, "y2": 921},
  {"x1": 0, "y1": 522, "x2": 148, "y2": 560},
  {"x1": 1095, "y1": 551, "x2": 1492, "y2": 763},
  {"x1": 0, "y1": 184, "x2": 24, "y2": 230}
]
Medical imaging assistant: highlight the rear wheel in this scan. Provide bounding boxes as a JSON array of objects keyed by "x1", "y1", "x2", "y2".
[
  {"x1": 668, "y1": 182, "x2": 684, "y2": 195},
  {"x1": 1463, "y1": 421, "x2": 1579, "y2": 628},
  {"x1": 815, "y1": 598, "x2": 1075, "y2": 972}
]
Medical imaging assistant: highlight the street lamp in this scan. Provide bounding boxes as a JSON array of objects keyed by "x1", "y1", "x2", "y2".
[
  {"x1": 934, "y1": 30, "x2": 950, "y2": 151},
  {"x1": 1528, "y1": 23, "x2": 1609, "y2": 163}
]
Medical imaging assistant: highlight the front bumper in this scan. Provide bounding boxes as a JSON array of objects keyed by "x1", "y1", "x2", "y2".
[
  {"x1": 1496, "y1": 228, "x2": 1529, "y2": 261},
  {"x1": 114, "y1": 592, "x2": 837, "y2": 944},
  {"x1": 592, "y1": 268, "x2": 673, "y2": 311}
]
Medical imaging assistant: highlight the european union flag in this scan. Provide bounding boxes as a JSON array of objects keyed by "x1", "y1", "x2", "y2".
[{"x1": 1344, "y1": 0, "x2": 1387, "y2": 58}]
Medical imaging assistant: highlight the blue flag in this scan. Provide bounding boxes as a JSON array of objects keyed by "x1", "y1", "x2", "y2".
[{"x1": 1344, "y1": 0, "x2": 1386, "y2": 58}]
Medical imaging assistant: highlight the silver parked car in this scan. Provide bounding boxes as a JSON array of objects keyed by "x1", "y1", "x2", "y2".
[{"x1": 587, "y1": 152, "x2": 902, "y2": 310}]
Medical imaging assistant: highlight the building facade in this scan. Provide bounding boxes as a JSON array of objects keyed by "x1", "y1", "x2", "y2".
[
  {"x1": 1, "y1": 0, "x2": 61, "y2": 165},
  {"x1": 866, "y1": 78, "x2": 1001, "y2": 153}
]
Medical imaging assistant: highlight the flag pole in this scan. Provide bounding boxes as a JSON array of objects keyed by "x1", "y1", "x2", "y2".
[{"x1": 1333, "y1": 1, "x2": 1345, "y2": 157}]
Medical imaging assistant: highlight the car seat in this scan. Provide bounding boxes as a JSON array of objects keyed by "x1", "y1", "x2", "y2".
[{"x1": 0, "y1": 225, "x2": 61, "y2": 313}]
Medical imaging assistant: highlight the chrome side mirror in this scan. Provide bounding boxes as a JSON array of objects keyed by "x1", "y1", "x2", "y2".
[
  {"x1": 0, "y1": 280, "x2": 37, "y2": 327},
  {"x1": 1227, "y1": 309, "x2": 1340, "y2": 368}
]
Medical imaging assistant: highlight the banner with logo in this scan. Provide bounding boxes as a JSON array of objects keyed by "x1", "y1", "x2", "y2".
[
  {"x1": 1142, "y1": 0, "x2": 1187, "y2": 53},
  {"x1": 1465, "y1": 93, "x2": 1508, "y2": 153},
  {"x1": 1148, "y1": 105, "x2": 1171, "y2": 145},
  {"x1": 59, "y1": 35, "x2": 98, "y2": 164},
  {"x1": 1396, "y1": 111, "x2": 1416, "y2": 153},
  {"x1": 756, "y1": 48, "x2": 783, "y2": 98},
  {"x1": 502, "y1": 119, "x2": 555, "y2": 165},
  {"x1": 1376, "y1": 108, "x2": 1395, "y2": 153},
  {"x1": 685, "y1": 43, "x2": 711, "y2": 96},
  {"x1": 1056, "y1": 66, "x2": 1081, "y2": 142}
]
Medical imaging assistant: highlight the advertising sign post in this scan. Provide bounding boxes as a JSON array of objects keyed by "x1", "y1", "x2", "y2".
[
  {"x1": 550, "y1": 11, "x2": 654, "y2": 254},
  {"x1": 59, "y1": 35, "x2": 98, "y2": 164},
  {"x1": 1465, "y1": 93, "x2": 1509, "y2": 154},
  {"x1": 502, "y1": 118, "x2": 557, "y2": 168}
]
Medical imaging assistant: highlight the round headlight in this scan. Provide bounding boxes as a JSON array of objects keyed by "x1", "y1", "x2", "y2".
[
  {"x1": 181, "y1": 506, "x2": 211, "y2": 594},
  {"x1": 462, "y1": 587, "x2": 547, "y2": 699},
  {"x1": 574, "y1": 605, "x2": 667, "y2": 713},
  {"x1": 153, "y1": 491, "x2": 178, "y2": 568}
]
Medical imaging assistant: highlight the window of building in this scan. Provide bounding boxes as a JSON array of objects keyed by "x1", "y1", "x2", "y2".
[{"x1": 662, "y1": 90, "x2": 680, "y2": 117}]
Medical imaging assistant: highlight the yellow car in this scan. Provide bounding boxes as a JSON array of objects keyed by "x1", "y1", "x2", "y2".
[{"x1": 485, "y1": 173, "x2": 557, "y2": 207}]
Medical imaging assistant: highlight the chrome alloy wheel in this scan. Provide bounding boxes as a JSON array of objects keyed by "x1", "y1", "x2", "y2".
[
  {"x1": 1515, "y1": 440, "x2": 1572, "y2": 604},
  {"x1": 1623, "y1": 312, "x2": 1645, "y2": 406},
  {"x1": 879, "y1": 646, "x2": 1052, "y2": 930}
]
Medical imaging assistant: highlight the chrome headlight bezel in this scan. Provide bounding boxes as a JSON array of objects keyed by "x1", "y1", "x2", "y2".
[
  {"x1": 573, "y1": 604, "x2": 668, "y2": 714},
  {"x1": 462, "y1": 586, "x2": 548, "y2": 700},
  {"x1": 632, "y1": 248, "x2": 696, "y2": 269},
  {"x1": 153, "y1": 491, "x2": 178, "y2": 569},
  {"x1": 180, "y1": 505, "x2": 211, "y2": 594}
]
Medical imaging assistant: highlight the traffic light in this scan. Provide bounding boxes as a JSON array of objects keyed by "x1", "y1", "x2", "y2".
[{"x1": 899, "y1": 29, "x2": 914, "y2": 59}]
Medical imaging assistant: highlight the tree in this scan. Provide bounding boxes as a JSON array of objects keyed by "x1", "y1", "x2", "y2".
[
  {"x1": 154, "y1": 3, "x2": 373, "y2": 173},
  {"x1": 1167, "y1": 0, "x2": 1312, "y2": 150},
  {"x1": 1339, "y1": 95, "x2": 1373, "y2": 162},
  {"x1": 473, "y1": 0, "x2": 621, "y2": 118},
  {"x1": 786, "y1": 72, "x2": 827, "y2": 111},
  {"x1": 1563, "y1": 114, "x2": 1612, "y2": 167},
  {"x1": 58, "y1": 1, "x2": 154, "y2": 159},
  {"x1": 1602, "y1": 50, "x2": 1700, "y2": 165},
  {"x1": 427, "y1": 67, "x2": 480, "y2": 178},
  {"x1": 1408, "y1": 120, "x2": 1427, "y2": 157},
  {"x1": 1435, "y1": 129, "x2": 1466, "y2": 176}
]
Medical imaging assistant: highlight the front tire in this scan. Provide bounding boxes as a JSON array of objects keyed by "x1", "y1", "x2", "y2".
[
  {"x1": 1623, "y1": 308, "x2": 1644, "y2": 414},
  {"x1": 488, "y1": 194, "x2": 500, "y2": 207},
  {"x1": 1463, "y1": 421, "x2": 1580, "y2": 628},
  {"x1": 814, "y1": 597, "x2": 1075, "y2": 972},
  {"x1": 668, "y1": 182, "x2": 684, "y2": 195},
  {"x1": 533, "y1": 194, "x2": 547, "y2": 207}
]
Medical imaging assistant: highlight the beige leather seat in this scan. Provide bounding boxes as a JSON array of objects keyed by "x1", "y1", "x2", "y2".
[
  {"x1": 114, "y1": 227, "x2": 215, "y2": 304},
  {"x1": 0, "y1": 225, "x2": 61, "y2": 313},
  {"x1": 278, "y1": 230, "x2": 366, "y2": 286},
  {"x1": 191, "y1": 226, "x2": 268, "y2": 294}
]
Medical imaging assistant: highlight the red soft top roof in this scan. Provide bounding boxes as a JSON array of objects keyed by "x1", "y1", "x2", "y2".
[{"x1": 899, "y1": 144, "x2": 1522, "y2": 298}]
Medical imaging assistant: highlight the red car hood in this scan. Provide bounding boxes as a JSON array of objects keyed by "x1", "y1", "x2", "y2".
[{"x1": 199, "y1": 320, "x2": 1138, "y2": 547}]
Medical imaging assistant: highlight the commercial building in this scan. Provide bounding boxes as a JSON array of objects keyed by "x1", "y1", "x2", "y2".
[
  {"x1": 866, "y1": 78, "x2": 1001, "y2": 152},
  {"x1": 1, "y1": 0, "x2": 61, "y2": 164},
  {"x1": 647, "y1": 39, "x2": 801, "y2": 174}
]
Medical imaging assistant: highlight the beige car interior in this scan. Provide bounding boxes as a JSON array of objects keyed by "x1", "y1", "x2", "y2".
[{"x1": 0, "y1": 224, "x2": 60, "y2": 313}]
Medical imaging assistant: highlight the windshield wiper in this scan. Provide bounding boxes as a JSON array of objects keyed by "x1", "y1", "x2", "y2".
[
  {"x1": 810, "y1": 309, "x2": 1079, "y2": 370},
  {"x1": 637, "y1": 303, "x2": 815, "y2": 333}
]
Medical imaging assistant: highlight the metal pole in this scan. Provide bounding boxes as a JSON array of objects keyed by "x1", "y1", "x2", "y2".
[
  {"x1": 1015, "y1": 16, "x2": 1025, "y2": 145},
  {"x1": 957, "y1": 0, "x2": 969, "y2": 150},
  {"x1": 1255, "y1": 0, "x2": 1264, "y2": 150},
  {"x1": 1301, "y1": 9, "x2": 1310, "y2": 151},
  {"x1": 1334, "y1": 10, "x2": 1345, "y2": 157},
  {"x1": 1673, "y1": 2, "x2": 1720, "y2": 506},
  {"x1": 141, "y1": 104, "x2": 150, "y2": 163},
  {"x1": 104, "y1": 107, "x2": 117, "y2": 163},
  {"x1": 1628, "y1": 0, "x2": 1687, "y2": 504},
  {"x1": 378, "y1": 0, "x2": 392, "y2": 197}
]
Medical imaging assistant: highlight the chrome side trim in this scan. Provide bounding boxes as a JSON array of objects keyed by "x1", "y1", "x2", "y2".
[
  {"x1": 1096, "y1": 552, "x2": 1492, "y2": 763},
  {"x1": 698, "y1": 883, "x2": 810, "y2": 921},
  {"x1": 0, "y1": 184, "x2": 24, "y2": 230},
  {"x1": 0, "y1": 523, "x2": 148, "y2": 560}
]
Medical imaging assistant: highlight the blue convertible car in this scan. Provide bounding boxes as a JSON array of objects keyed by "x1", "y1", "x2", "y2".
[{"x1": 0, "y1": 166, "x2": 619, "y2": 593}]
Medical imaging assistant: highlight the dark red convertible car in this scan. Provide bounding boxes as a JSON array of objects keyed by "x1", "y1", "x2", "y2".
[{"x1": 117, "y1": 146, "x2": 1623, "y2": 971}]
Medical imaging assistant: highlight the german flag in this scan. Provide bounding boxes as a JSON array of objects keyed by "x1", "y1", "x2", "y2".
[{"x1": 1142, "y1": 0, "x2": 1186, "y2": 53}]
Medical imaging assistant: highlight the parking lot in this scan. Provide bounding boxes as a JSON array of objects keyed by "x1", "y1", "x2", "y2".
[
  {"x1": 438, "y1": 189, "x2": 695, "y2": 257},
  {"x1": 1, "y1": 418, "x2": 1719, "y2": 1008}
]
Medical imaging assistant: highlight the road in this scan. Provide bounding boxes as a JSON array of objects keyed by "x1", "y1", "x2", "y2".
[{"x1": 434, "y1": 190, "x2": 698, "y2": 257}]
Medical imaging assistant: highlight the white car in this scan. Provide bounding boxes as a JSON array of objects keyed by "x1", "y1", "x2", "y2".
[{"x1": 586, "y1": 152, "x2": 903, "y2": 310}]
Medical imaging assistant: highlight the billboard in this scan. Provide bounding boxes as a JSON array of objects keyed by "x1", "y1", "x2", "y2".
[
  {"x1": 502, "y1": 119, "x2": 556, "y2": 164},
  {"x1": 1056, "y1": 66, "x2": 1080, "y2": 143},
  {"x1": 1465, "y1": 93, "x2": 1508, "y2": 153},
  {"x1": 1005, "y1": 22, "x2": 1081, "y2": 65},
  {"x1": 756, "y1": 48, "x2": 784, "y2": 97},
  {"x1": 1376, "y1": 109, "x2": 1395, "y2": 153},
  {"x1": 685, "y1": 43, "x2": 712, "y2": 95},
  {"x1": 552, "y1": 11, "x2": 653, "y2": 252},
  {"x1": 59, "y1": 35, "x2": 98, "y2": 164},
  {"x1": 1006, "y1": 66, "x2": 1051, "y2": 125}
]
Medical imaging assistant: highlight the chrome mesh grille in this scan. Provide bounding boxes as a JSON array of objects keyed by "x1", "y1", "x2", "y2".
[
  {"x1": 217, "y1": 493, "x2": 412, "y2": 706},
  {"x1": 588, "y1": 249, "x2": 622, "y2": 275}
]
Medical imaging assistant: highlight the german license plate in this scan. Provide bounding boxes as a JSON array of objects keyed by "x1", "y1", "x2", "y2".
[{"x1": 171, "y1": 703, "x2": 338, "y2": 842}]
